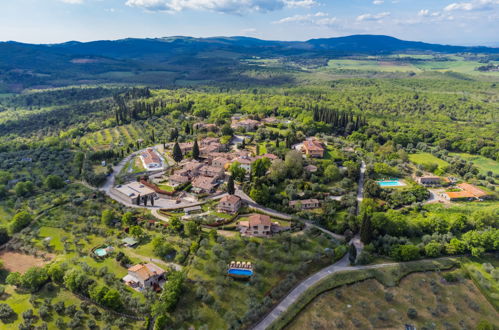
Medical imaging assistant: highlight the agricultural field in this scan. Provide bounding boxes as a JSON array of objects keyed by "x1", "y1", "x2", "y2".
[
  {"x1": 324, "y1": 56, "x2": 499, "y2": 77},
  {"x1": 409, "y1": 152, "x2": 450, "y2": 172},
  {"x1": 287, "y1": 269, "x2": 498, "y2": 330},
  {"x1": 450, "y1": 153, "x2": 499, "y2": 175}
]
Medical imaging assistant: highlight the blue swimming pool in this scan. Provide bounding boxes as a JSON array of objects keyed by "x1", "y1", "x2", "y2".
[
  {"x1": 228, "y1": 269, "x2": 253, "y2": 277},
  {"x1": 94, "y1": 248, "x2": 107, "y2": 257},
  {"x1": 377, "y1": 180, "x2": 404, "y2": 187}
]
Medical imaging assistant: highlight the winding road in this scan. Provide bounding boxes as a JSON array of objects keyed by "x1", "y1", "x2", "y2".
[
  {"x1": 252, "y1": 159, "x2": 367, "y2": 329},
  {"x1": 252, "y1": 256, "x2": 398, "y2": 330}
]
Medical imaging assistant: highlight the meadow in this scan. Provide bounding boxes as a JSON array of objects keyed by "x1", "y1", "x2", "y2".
[
  {"x1": 287, "y1": 268, "x2": 498, "y2": 329},
  {"x1": 450, "y1": 153, "x2": 499, "y2": 175}
]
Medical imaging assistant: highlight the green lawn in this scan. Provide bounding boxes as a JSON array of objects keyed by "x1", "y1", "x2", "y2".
[
  {"x1": 450, "y1": 153, "x2": 499, "y2": 175},
  {"x1": 409, "y1": 152, "x2": 449, "y2": 171}
]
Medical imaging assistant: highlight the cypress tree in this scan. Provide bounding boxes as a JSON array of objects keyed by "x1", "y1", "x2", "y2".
[
  {"x1": 172, "y1": 142, "x2": 183, "y2": 163},
  {"x1": 192, "y1": 140, "x2": 200, "y2": 160},
  {"x1": 227, "y1": 176, "x2": 235, "y2": 195},
  {"x1": 349, "y1": 243, "x2": 357, "y2": 265},
  {"x1": 360, "y1": 212, "x2": 373, "y2": 244}
]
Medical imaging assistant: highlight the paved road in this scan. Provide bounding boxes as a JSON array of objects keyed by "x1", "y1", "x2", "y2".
[{"x1": 252, "y1": 256, "x2": 398, "y2": 330}]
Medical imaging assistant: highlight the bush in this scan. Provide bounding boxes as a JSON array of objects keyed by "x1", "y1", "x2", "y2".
[
  {"x1": 424, "y1": 242, "x2": 442, "y2": 257},
  {"x1": 0, "y1": 303, "x2": 15, "y2": 320},
  {"x1": 476, "y1": 320, "x2": 495, "y2": 330},
  {"x1": 407, "y1": 308, "x2": 418, "y2": 319},
  {"x1": 390, "y1": 245, "x2": 420, "y2": 261}
]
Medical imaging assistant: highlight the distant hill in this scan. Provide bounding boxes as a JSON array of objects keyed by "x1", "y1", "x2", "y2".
[{"x1": 0, "y1": 34, "x2": 498, "y2": 92}]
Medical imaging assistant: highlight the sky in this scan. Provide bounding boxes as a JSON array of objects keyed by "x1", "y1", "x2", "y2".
[{"x1": 0, "y1": 0, "x2": 498, "y2": 46}]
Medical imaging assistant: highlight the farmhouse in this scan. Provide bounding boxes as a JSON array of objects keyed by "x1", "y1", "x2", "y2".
[
  {"x1": 141, "y1": 148, "x2": 162, "y2": 169},
  {"x1": 122, "y1": 263, "x2": 166, "y2": 291},
  {"x1": 417, "y1": 176, "x2": 448, "y2": 186},
  {"x1": 302, "y1": 138, "x2": 325, "y2": 158},
  {"x1": 239, "y1": 214, "x2": 272, "y2": 237},
  {"x1": 444, "y1": 183, "x2": 490, "y2": 201},
  {"x1": 114, "y1": 182, "x2": 157, "y2": 205},
  {"x1": 289, "y1": 199, "x2": 321, "y2": 210},
  {"x1": 218, "y1": 195, "x2": 242, "y2": 213}
]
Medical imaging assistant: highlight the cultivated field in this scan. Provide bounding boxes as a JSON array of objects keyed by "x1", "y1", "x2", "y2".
[
  {"x1": 409, "y1": 152, "x2": 449, "y2": 171},
  {"x1": 0, "y1": 251, "x2": 53, "y2": 273},
  {"x1": 287, "y1": 271, "x2": 498, "y2": 330}
]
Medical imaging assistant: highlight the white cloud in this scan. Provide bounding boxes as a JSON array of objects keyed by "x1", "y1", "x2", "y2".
[
  {"x1": 356, "y1": 12, "x2": 390, "y2": 21},
  {"x1": 444, "y1": 0, "x2": 499, "y2": 11},
  {"x1": 59, "y1": 0, "x2": 85, "y2": 4},
  {"x1": 373, "y1": 0, "x2": 384, "y2": 5},
  {"x1": 274, "y1": 12, "x2": 337, "y2": 26},
  {"x1": 418, "y1": 9, "x2": 429, "y2": 16},
  {"x1": 125, "y1": 0, "x2": 316, "y2": 14}
]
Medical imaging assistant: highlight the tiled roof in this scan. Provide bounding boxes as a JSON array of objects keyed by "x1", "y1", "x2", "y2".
[{"x1": 248, "y1": 214, "x2": 271, "y2": 226}]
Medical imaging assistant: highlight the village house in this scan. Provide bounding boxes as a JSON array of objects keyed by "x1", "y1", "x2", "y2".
[
  {"x1": 212, "y1": 156, "x2": 231, "y2": 169},
  {"x1": 194, "y1": 122, "x2": 218, "y2": 132},
  {"x1": 234, "y1": 157, "x2": 254, "y2": 172},
  {"x1": 218, "y1": 195, "x2": 242, "y2": 213},
  {"x1": 262, "y1": 117, "x2": 279, "y2": 125},
  {"x1": 192, "y1": 176, "x2": 217, "y2": 194},
  {"x1": 179, "y1": 142, "x2": 194, "y2": 155},
  {"x1": 122, "y1": 263, "x2": 166, "y2": 291},
  {"x1": 289, "y1": 199, "x2": 321, "y2": 210},
  {"x1": 238, "y1": 214, "x2": 273, "y2": 237},
  {"x1": 199, "y1": 165, "x2": 224, "y2": 179},
  {"x1": 257, "y1": 153, "x2": 279, "y2": 161},
  {"x1": 231, "y1": 118, "x2": 261, "y2": 131},
  {"x1": 302, "y1": 138, "x2": 325, "y2": 158},
  {"x1": 175, "y1": 161, "x2": 204, "y2": 178},
  {"x1": 444, "y1": 183, "x2": 490, "y2": 201},
  {"x1": 168, "y1": 174, "x2": 190, "y2": 187},
  {"x1": 141, "y1": 148, "x2": 162, "y2": 169},
  {"x1": 114, "y1": 182, "x2": 157, "y2": 205}
]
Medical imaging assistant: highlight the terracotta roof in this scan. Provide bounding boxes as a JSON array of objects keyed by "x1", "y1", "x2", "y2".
[
  {"x1": 248, "y1": 214, "x2": 272, "y2": 227},
  {"x1": 192, "y1": 176, "x2": 216, "y2": 191},
  {"x1": 169, "y1": 174, "x2": 190, "y2": 184},
  {"x1": 220, "y1": 195, "x2": 241, "y2": 205},
  {"x1": 128, "y1": 263, "x2": 165, "y2": 281},
  {"x1": 303, "y1": 140, "x2": 324, "y2": 152},
  {"x1": 141, "y1": 148, "x2": 161, "y2": 165},
  {"x1": 457, "y1": 183, "x2": 488, "y2": 198},
  {"x1": 446, "y1": 191, "x2": 475, "y2": 199}
]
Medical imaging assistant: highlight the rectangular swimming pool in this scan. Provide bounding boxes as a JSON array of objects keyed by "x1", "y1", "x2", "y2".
[
  {"x1": 228, "y1": 269, "x2": 253, "y2": 277},
  {"x1": 377, "y1": 180, "x2": 404, "y2": 187}
]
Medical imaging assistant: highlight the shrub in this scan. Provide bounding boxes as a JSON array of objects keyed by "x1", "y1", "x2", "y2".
[
  {"x1": 390, "y1": 245, "x2": 420, "y2": 261},
  {"x1": 407, "y1": 308, "x2": 418, "y2": 319},
  {"x1": 0, "y1": 303, "x2": 15, "y2": 320},
  {"x1": 477, "y1": 320, "x2": 495, "y2": 330},
  {"x1": 424, "y1": 242, "x2": 442, "y2": 257}
]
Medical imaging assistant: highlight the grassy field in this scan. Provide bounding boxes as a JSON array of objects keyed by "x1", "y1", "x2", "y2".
[
  {"x1": 461, "y1": 256, "x2": 499, "y2": 311},
  {"x1": 450, "y1": 153, "x2": 499, "y2": 175},
  {"x1": 409, "y1": 152, "x2": 449, "y2": 171},
  {"x1": 324, "y1": 57, "x2": 499, "y2": 77},
  {"x1": 287, "y1": 269, "x2": 498, "y2": 330},
  {"x1": 268, "y1": 258, "x2": 458, "y2": 330}
]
